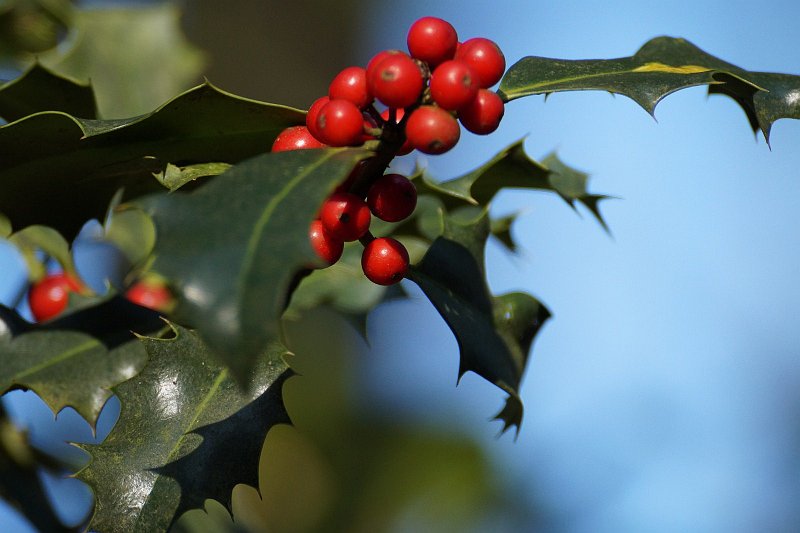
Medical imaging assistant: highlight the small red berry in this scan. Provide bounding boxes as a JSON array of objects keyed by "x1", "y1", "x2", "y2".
[
  {"x1": 271, "y1": 126, "x2": 326, "y2": 152},
  {"x1": 28, "y1": 272, "x2": 82, "y2": 322},
  {"x1": 454, "y1": 37, "x2": 506, "y2": 88},
  {"x1": 126, "y1": 280, "x2": 172, "y2": 311},
  {"x1": 361, "y1": 237, "x2": 409, "y2": 286},
  {"x1": 367, "y1": 174, "x2": 417, "y2": 222},
  {"x1": 320, "y1": 192, "x2": 371, "y2": 241},
  {"x1": 430, "y1": 59, "x2": 479, "y2": 110},
  {"x1": 329, "y1": 66, "x2": 373, "y2": 109},
  {"x1": 458, "y1": 88, "x2": 504, "y2": 135},
  {"x1": 380, "y1": 108, "x2": 413, "y2": 155},
  {"x1": 316, "y1": 99, "x2": 365, "y2": 147},
  {"x1": 306, "y1": 96, "x2": 330, "y2": 142},
  {"x1": 405, "y1": 105, "x2": 461, "y2": 154},
  {"x1": 370, "y1": 53, "x2": 424, "y2": 109},
  {"x1": 366, "y1": 49, "x2": 403, "y2": 86},
  {"x1": 407, "y1": 16, "x2": 458, "y2": 67},
  {"x1": 309, "y1": 219, "x2": 344, "y2": 266}
]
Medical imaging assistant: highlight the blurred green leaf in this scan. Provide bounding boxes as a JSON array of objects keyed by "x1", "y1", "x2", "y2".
[
  {"x1": 0, "y1": 63, "x2": 95, "y2": 121},
  {"x1": 0, "y1": 83, "x2": 304, "y2": 240},
  {"x1": 499, "y1": 36, "x2": 800, "y2": 141},
  {"x1": 78, "y1": 324, "x2": 289, "y2": 533},
  {"x1": 41, "y1": 2, "x2": 204, "y2": 118},
  {"x1": 8, "y1": 224, "x2": 77, "y2": 281},
  {"x1": 153, "y1": 162, "x2": 232, "y2": 191},
  {"x1": 0, "y1": 212, "x2": 10, "y2": 237},
  {"x1": 103, "y1": 204, "x2": 156, "y2": 269},
  {"x1": 138, "y1": 148, "x2": 370, "y2": 382},
  {"x1": 0, "y1": 0, "x2": 72, "y2": 58}
]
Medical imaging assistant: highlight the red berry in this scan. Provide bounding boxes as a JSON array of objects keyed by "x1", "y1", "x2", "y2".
[
  {"x1": 309, "y1": 219, "x2": 344, "y2": 266},
  {"x1": 28, "y1": 273, "x2": 82, "y2": 322},
  {"x1": 458, "y1": 89, "x2": 504, "y2": 135},
  {"x1": 316, "y1": 99, "x2": 365, "y2": 147},
  {"x1": 126, "y1": 280, "x2": 172, "y2": 311},
  {"x1": 271, "y1": 126, "x2": 326, "y2": 152},
  {"x1": 405, "y1": 105, "x2": 460, "y2": 155},
  {"x1": 329, "y1": 66, "x2": 372, "y2": 109},
  {"x1": 370, "y1": 53, "x2": 424, "y2": 109},
  {"x1": 306, "y1": 96, "x2": 329, "y2": 142},
  {"x1": 407, "y1": 16, "x2": 458, "y2": 67},
  {"x1": 430, "y1": 59, "x2": 479, "y2": 110},
  {"x1": 367, "y1": 174, "x2": 417, "y2": 222},
  {"x1": 454, "y1": 37, "x2": 505, "y2": 88},
  {"x1": 320, "y1": 192, "x2": 371, "y2": 241},
  {"x1": 380, "y1": 108, "x2": 413, "y2": 155},
  {"x1": 366, "y1": 49, "x2": 402, "y2": 82},
  {"x1": 361, "y1": 237, "x2": 409, "y2": 286}
]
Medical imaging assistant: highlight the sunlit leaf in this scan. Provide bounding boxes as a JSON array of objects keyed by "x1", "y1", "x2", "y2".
[
  {"x1": 8, "y1": 224, "x2": 78, "y2": 281},
  {"x1": 153, "y1": 162, "x2": 232, "y2": 192}
]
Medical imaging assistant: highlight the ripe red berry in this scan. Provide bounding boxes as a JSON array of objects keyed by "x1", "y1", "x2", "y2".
[
  {"x1": 306, "y1": 96, "x2": 329, "y2": 142},
  {"x1": 320, "y1": 192, "x2": 371, "y2": 241},
  {"x1": 367, "y1": 174, "x2": 417, "y2": 222},
  {"x1": 126, "y1": 280, "x2": 172, "y2": 311},
  {"x1": 405, "y1": 105, "x2": 460, "y2": 154},
  {"x1": 430, "y1": 59, "x2": 479, "y2": 110},
  {"x1": 316, "y1": 99, "x2": 365, "y2": 147},
  {"x1": 271, "y1": 126, "x2": 326, "y2": 152},
  {"x1": 329, "y1": 66, "x2": 372, "y2": 109},
  {"x1": 28, "y1": 272, "x2": 82, "y2": 322},
  {"x1": 454, "y1": 37, "x2": 506, "y2": 88},
  {"x1": 366, "y1": 49, "x2": 402, "y2": 88},
  {"x1": 458, "y1": 88, "x2": 505, "y2": 135},
  {"x1": 370, "y1": 53, "x2": 424, "y2": 109},
  {"x1": 361, "y1": 237, "x2": 409, "y2": 286},
  {"x1": 380, "y1": 108, "x2": 413, "y2": 155},
  {"x1": 309, "y1": 219, "x2": 344, "y2": 266},
  {"x1": 407, "y1": 16, "x2": 458, "y2": 68}
]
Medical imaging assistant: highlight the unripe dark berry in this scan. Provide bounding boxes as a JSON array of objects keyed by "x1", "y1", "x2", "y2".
[
  {"x1": 458, "y1": 88, "x2": 504, "y2": 135},
  {"x1": 329, "y1": 66, "x2": 372, "y2": 109},
  {"x1": 320, "y1": 192, "x2": 371, "y2": 241},
  {"x1": 361, "y1": 237, "x2": 409, "y2": 286},
  {"x1": 454, "y1": 37, "x2": 506, "y2": 88},
  {"x1": 406, "y1": 16, "x2": 458, "y2": 68},
  {"x1": 306, "y1": 96, "x2": 329, "y2": 142},
  {"x1": 126, "y1": 280, "x2": 172, "y2": 311},
  {"x1": 430, "y1": 59, "x2": 479, "y2": 110},
  {"x1": 316, "y1": 99, "x2": 365, "y2": 147},
  {"x1": 367, "y1": 174, "x2": 417, "y2": 222},
  {"x1": 272, "y1": 126, "x2": 326, "y2": 152},
  {"x1": 28, "y1": 272, "x2": 82, "y2": 322},
  {"x1": 405, "y1": 105, "x2": 461, "y2": 155},
  {"x1": 309, "y1": 219, "x2": 344, "y2": 266},
  {"x1": 370, "y1": 53, "x2": 424, "y2": 109}
]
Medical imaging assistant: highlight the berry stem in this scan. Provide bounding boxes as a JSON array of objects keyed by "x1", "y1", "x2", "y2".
[{"x1": 358, "y1": 230, "x2": 376, "y2": 247}]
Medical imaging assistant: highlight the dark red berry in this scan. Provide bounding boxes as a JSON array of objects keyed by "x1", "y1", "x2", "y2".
[
  {"x1": 28, "y1": 272, "x2": 82, "y2": 322},
  {"x1": 329, "y1": 66, "x2": 372, "y2": 109},
  {"x1": 454, "y1": 37, "x2": 505, "y2": 88},
  {"x1": 367, "y1": 174, "x2": 417, "y2": 222},
  {"x1": 407, "y1": 16, "x2": 458, "y2": 68},
  {"x1": 320, "y1": 192, "x2": 371, "y2": 241},
  {"x1": 405, "y1": 105, "x2": 460, "y2": 154},
  {"x1": 361, "y1": 237, "x2": 409, "y2": 286},
  {"x1": 370, "y1": 53, "x2": 424, "y2": 109},
  {"x1": 380, "y1": 108, "x2": 413, "y2": 155},
  {"x1": 309, "y1": 219, "x2": 344, "y2": 266},
  {"x1": 306, "y1": 96, "x2": 330, "y2": 141},
  {"x1": 458, "y1": 88, "x2": 504, "y2": 135},
  {"x1": 430, "y1": 59, "x2": 479, "y2": 110},
  {"x1": 126, "y1": 280, "x2": 172, "y2": 311},
  {"x1": 316, "y1": 99, "x2": 365, "y2": 147},
  {"x1": 271, "y1": 126, "x2": 326, "y2": 152}
]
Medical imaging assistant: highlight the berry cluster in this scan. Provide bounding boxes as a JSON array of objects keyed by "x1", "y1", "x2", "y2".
[{"x1": 271, "y1": 16, "x2": 506, "y2": 285}]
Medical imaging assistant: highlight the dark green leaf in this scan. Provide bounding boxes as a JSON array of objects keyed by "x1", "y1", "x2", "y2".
[
  {"x1": 0, "y1": 83, "x2": 305, "y2": 240},
  {"x1": 78, "y1": 325, "x2": 289, "y2": 533},
  {"x1": 490, "y1": 212, "x2": 519, "y2": 253},
  {"x1": 408, "y1": 211, "x2": 550, "y2": 434},
  {"x1": 138, "y1": 148, "x2": 370, "y2": 381},
  {"x1": 499, "y1": 36, "x2": 800, "y2": 142},
  {"x1": 0, "y1": 62, "x2": 95, "y2": 121}
]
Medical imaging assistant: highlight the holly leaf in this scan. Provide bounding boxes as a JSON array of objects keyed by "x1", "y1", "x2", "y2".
[
  {"x1": 490, "y1": 212, "x2": 519, "y2": 253},
  {"x1": 7, "y1": 224, "x2": 78, "y2": 282},
  {"x1": 421, "y1": 140, "x2": 609, "y2": 228},
  {"x1": 499, "y1": 36, "x2": 800, "y2": 142},
  {"x1": 137, "y1": 148, "x2": 370, "y2": 381},
  {"x1": 408, "y1": 211, "x2": 550, "y2": 434},
  {"x1": 0, "y1": 62, "x2": 95, "y2": 121},
  {"x1": 77, "y1": 324, "x2": 289, "y2": 533},
  {"x1": 0, "y1": 82, "x2": 305, "y2": 240},
  {"x1": 153, "y1": 162, "x2": 232, "y2": 192}
]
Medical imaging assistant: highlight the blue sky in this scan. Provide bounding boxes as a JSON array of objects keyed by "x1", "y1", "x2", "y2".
[{"x1": 2, "y1": 0, "x2": 800, "y2": 530}]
